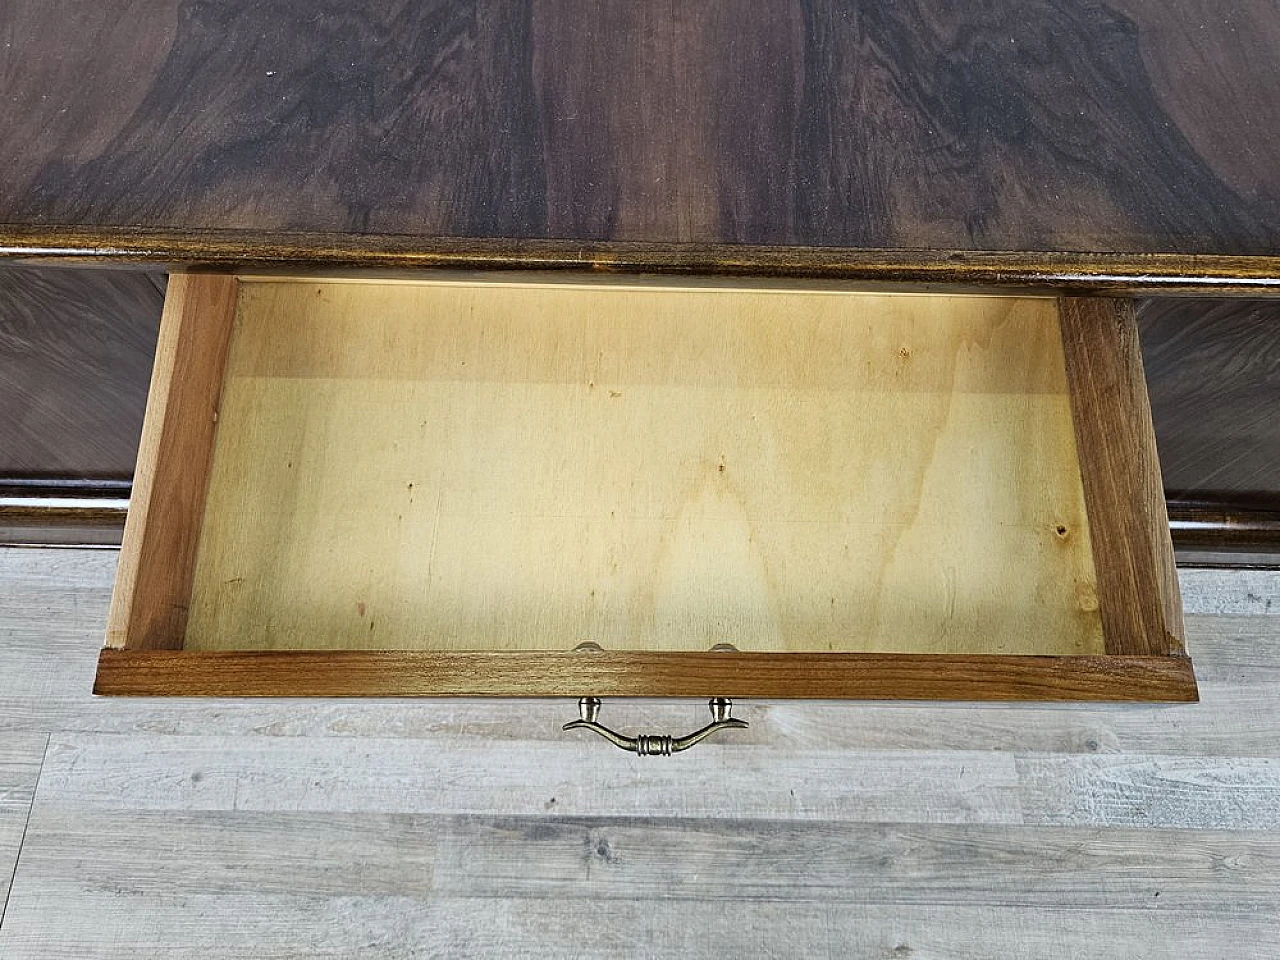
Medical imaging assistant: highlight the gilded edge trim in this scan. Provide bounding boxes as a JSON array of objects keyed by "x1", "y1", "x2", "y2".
[{"x1": 3, "y1": 225, "x2": 1280, "y2": 293}]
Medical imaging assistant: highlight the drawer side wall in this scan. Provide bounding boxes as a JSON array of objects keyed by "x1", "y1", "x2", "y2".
[{"x1": 104, "y1": 273, "x2": 238, "y2": 650}]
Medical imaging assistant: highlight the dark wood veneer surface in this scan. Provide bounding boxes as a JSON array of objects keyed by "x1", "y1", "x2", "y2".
[
  {"x1": 0, "y1": 268, "x2": 161, "y2": 477},
  {"x1": 1138, "y1": 299, "x2": 1280, "y2": 509},
  {"x1": 2, "y1": 1, "x2": 1279, "y2": 264}
]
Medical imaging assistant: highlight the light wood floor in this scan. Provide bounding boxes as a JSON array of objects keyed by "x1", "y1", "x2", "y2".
[{"x1": 1, "y1": 547, "x2": 1278, "y2": 958}]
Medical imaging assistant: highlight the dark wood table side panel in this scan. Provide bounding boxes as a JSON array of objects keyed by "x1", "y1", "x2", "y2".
[
  {"x1": 1137, "y1": 298, "x2": 1280, "y2": 508},
  {"x1": 0, "y1": 267, "x2": 162, "y2": 477}
]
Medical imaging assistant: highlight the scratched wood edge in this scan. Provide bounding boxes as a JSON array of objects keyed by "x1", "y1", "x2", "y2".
[
  {"x1": 1168, "y1": 500, "x2": 1280, "y2": 550},
  {"x1": 104, "y1": 274, "x2": 239, "y2": 650},
  {"x1": 0, "y1": 478, "x2": 127, "y2": 545},
  {"x1": 3, "y1": 225, "x2": 1280, "y2": 293},
  {"x1": 1058, "y1": 298, "x2": 1185, "y2": 658},
  {"x1": 0, "y1": 505, "x2": 124, "y2": 525},
  {"x1": 92, "y1": 650, "x2": 1198, "y2": 701}
]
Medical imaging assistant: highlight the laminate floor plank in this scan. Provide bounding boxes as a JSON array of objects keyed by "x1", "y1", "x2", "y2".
[
  {"x1": 25, "y1": 730, "x2": 1280, "y2": 830},
  {"x1": 370, "y1": 901, "x2": 1280, "y2": 960},
  {"x1": 29, "y1": 732, "x2": 1022, "y2": 824},
  {"x1": 1018, "y1": 755, "x2": 1280, "y2": 829},
  {"x1": 1179, "y1": 567, "x2": 1280, "y2": 616},
  {"x1": 1, "y1": 548, "x2": 1279, "y2": 956},
  {"x1": 7, "y1": 809, "x2": 1280, "y2": 910},
  {"x1": 0, "y1": 734, "x2": 45, "y2": 924},
  {"x1": 0, "y1": 896, "x2": 1276, "y2": 960}
]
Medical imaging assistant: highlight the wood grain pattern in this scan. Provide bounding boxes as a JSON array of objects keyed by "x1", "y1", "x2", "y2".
[
  {"x1": 789, "y1": 0, "x2": 1276, "y2": 254},
  {"x1": 3, "y1": 898, "x2": 1276, "y2": 960},
  {"x1": 0, "y1": 0, "x2": 546, "y2": 239},
  {"x1": 530, "y1": 0, "x2": 805, "y2": 243},
  {"x1": 1138, "y1": 298, "x2": 1280, "y2": 511},
  {"x1": 1018, "y1": 755, "x2": 1280, "y2": 829},
  {"x1": 1059, "y1": 298, "x2": 1184, "y2": 656},
  {"x1": 1, "y1": 2, "x2": 1279, "y2": 263},
  {"x1": 12, "y1": 809, "x2": 1280, "y2": 906},
  {"x1": 104, "y1": 274, "x2": 237, "y2": 650},
  {"x1": 183, "y1": 279, "x2": 1100, "y2": 658},
  {"x1": 0, "y1": 265, "x2": 158, "y2": 544},
  {"x1": 0, "y1": 267, "x2": 161, "y2": 476},
  {"x1": 12, "y1": 729, "x2": 1025, "y2": 822},
  {"x1": 1106, "y1": 0, "x2": 1280, "y2": 223},
  {"x1": 93, "y1": 649, "x2": 1197, "y2": 701}
]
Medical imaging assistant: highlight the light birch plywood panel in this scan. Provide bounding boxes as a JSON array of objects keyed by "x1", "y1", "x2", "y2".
[{"x1": 185, "y1": 280, "x2": 1102, "y2": 655}]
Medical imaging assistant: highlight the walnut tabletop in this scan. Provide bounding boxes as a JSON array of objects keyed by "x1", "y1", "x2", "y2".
[{"x1": 2, "y1": 1, "x2": 1279, "y2": 288}]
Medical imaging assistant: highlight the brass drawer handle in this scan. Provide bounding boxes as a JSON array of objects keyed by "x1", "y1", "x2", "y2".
[{"x1": 563, "y1": 697, "x2": 748, "y2": 755}]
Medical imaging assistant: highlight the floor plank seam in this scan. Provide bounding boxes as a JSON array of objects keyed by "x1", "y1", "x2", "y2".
[{"x1": 0, "y1": 732, "x2": 49, "y2": 933}]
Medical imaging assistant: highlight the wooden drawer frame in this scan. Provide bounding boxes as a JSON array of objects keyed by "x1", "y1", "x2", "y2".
[{"x1": 95, "y1": 273, "x2": 1195, "y2": 701}]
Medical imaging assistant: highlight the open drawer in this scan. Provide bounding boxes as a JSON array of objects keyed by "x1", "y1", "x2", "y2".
[{"x1": 96, "y1": 273, "x2": 1195, "y2": 701}]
